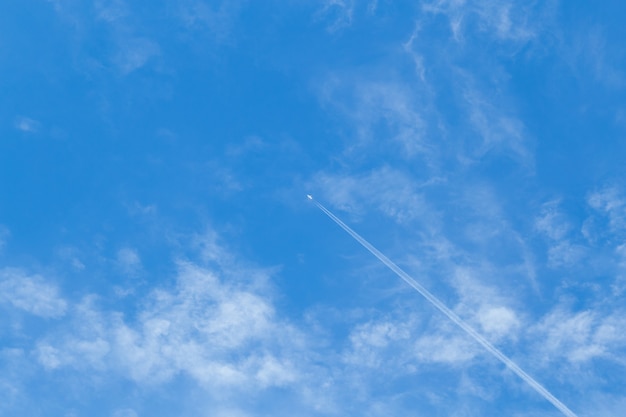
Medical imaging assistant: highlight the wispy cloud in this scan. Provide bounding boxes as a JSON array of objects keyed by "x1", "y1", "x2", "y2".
[
  {"x1": 343, "y1": 316, "x2": 417, "y2": 369},
  {"x1": 460, "y1": 80, "x2": 533, "y2": 166},
  {"x1": 317, "y1": 5, "x2": 541, "y2": 175},
  {"x1": 315, "y1": 0, "x2": 355, "y2": 32},
  {"x1": 345, "y1": 315, "x2": 477, "y2": 370},
  {"x1": 532, "y1": 305, "x2": 626, "y2": 365},
  {"x1": 421, "y1": 0, "x2": 549, "y2": 44},
  {"x1": 319, "y1": 75, "x2": 431, "y2": 158},
  {"x1": 311, "y1": 166, "x2": 441, "y2": 226},
  {"x1": 0, "y1": 268, "x2": 67, "y2": 318}
]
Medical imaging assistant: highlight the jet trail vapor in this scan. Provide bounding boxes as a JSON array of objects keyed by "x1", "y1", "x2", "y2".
[{"x1": 309, "y1": 196, "x2": 579, "y2": 417}]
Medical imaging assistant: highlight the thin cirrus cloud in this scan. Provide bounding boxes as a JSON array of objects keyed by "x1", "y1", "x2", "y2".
[
  {"x1": 421, "y1": 0, "x2": 549, "y2": 43},
  {"x1": 311, "y1": 166, "x2": 438, "y2": 226},
  {"x1": 315, "y1": 0, "x2": 355, "y2": 32},
  {"x1": 317, "y1": 76, "x2": 431, "y2": 158}
]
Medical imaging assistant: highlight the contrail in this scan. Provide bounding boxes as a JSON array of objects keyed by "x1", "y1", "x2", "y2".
[{"x1": 308, "y1": 195, "x2": 579, "y2": 417}]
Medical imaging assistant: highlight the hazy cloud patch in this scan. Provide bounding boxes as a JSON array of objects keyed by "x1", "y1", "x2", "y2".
[
  {"x1": 116, "y1": 247, "x2": 142, "y2": 276},
  {"x1": 113, "y1": 37, "x2": 160, "y2": 75},
  {"x1": 0, "y1": 268, "x2": 67, "y2": 319},
  {"x1": 533, "y1": 306, "x2": 626, "y2": 365},
  {"x1": 33, "y1": 257, "x2": 303, "y2": 394},
  {"x1": 14, "y1": 116, "x2": 41, "y2": 133}
]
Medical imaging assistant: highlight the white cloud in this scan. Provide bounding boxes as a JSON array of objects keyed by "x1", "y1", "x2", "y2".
[
  {"x1": 451, "y1": 267, "x2": 521, "y2": 342},
  {"x1": 35, "y1": 260, "x2": 302, "y2": 392},
  {"x1": 532, "y1": 306, "x2": 626, "y2": 365},
  {"x1": 36, "y1": 344, "x2": 64, "y2": 370},
  {"x1": 341, "y1": 308, "x2": 482, "y2": 371},
  {"x1": 343, "y1": 319, "x2": 414, "y2": 368},
  {"x1": 0, "y1": 268, "x2": 67, "y2": 318},
  {"x1": 476, "y1": 306, "x2": 519, "y2": 339}
]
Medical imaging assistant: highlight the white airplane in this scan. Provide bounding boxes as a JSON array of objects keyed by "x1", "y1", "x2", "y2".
[{"x1": 306, "y1": 194, "x2": 313, "y2": 200}]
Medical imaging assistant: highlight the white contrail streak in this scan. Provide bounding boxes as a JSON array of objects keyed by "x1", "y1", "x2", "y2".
[{"x1": 309, "y1": 196, "x2": 579, "y2": 417}]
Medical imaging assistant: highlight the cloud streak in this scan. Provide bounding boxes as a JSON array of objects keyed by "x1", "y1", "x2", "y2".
[{"x1": 310, "y1": 196, "x2": 579, "y2": 417}]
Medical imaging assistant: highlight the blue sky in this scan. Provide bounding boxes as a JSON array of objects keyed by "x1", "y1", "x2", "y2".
[{"x1": 1, "y1": 1, "x2": 626, "y2": 416}]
